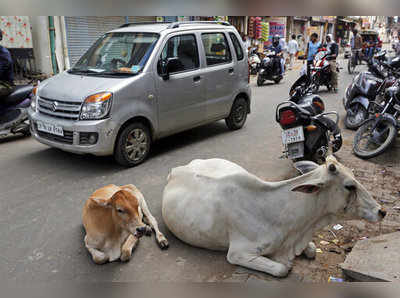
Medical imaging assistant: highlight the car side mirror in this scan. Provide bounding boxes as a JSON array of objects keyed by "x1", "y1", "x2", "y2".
[{"x1": 159, "y1": 57, "x2": 180, "y2": 80}]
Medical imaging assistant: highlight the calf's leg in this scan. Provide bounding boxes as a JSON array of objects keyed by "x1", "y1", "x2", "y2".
[
  {"x1": 227, "y1": 245, "x2": 290, "y2": 277},
  {"x1": 123, "y1": 185, "x2": 169, "y2": 249},
  {"x1": 84, "y1": 235, "x2": 109, "y2": 264},
  {"x1": 120, "y1": 234, "x2": 140, "y2": 262}
]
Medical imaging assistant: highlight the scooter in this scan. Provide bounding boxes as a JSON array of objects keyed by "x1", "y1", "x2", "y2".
[
  {"x1": 0, "y1": 84, "x2": 34, "y2": 138},
  {"x1": 248, "y1": 47, "x2": 261, "y2": 75},
  {"x1": 257, "y1": 50, "x2": 283, "y2": 86}
]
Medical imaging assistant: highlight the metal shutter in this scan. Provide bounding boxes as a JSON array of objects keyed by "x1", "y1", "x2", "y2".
[
  {"x1": 65, "y1": 16, "x2": 126, "y2": 66},
  {"x1": 127, "y1": 16, "x2": 157, "y2": 23}
]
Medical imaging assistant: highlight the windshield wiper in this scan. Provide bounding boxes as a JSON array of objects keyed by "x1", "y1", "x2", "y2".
[
  {"x1": 97, "y1": 71, "x2": 138, "y2": 76},
  {"x1": 68, "y1": 68, "x2": 105, "y2": 74}
]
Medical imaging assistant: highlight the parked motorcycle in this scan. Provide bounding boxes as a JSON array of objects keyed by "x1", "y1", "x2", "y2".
[
  {"x1": 257, "y1": 50, "x2": 283, "y2": 86},
  {"x1": 248, "y1": 47, "x2": 261, "y2": 75},
  {"x1": 0, "y1": 84, "x2": 34, "y2": 138},
  {"x1": 308, "y1": 47, "x2": 338, "y2": 93},
  {"x1": 353, "y1": 81, "x2": 400, "y2": 159},
  {"x1": 348, "y1": 47, "x2": 379, "y2": 74},
  {"x1": 343, "y1": 52, "x2": 400, "y2": 129},
  {"x1": 276, "y1": 86, "x2": 342, "y2": 163}
]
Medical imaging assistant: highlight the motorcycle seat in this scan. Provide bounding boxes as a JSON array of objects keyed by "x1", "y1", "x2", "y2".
[{"x1": 2, "y1": 85, "x2": 33, "y2": 107}]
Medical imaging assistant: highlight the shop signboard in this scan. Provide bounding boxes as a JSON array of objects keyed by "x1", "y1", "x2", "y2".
[{"x1": 269, "y1": 22, "x2": 285, "y2": 39}]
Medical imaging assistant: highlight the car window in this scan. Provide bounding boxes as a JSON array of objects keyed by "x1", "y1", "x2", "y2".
[
  {"x1": 229, "y1": 33, "x2": 244, "y2": 61},
  {"x1": 201, "y1": 32, "x2": 232, "y2": 66},
  {"x1": 159, "y1": 34, "x2": 199, "y2": 73}
]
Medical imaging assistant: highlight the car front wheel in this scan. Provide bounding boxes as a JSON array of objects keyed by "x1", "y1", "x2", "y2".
[
  {"x1": 114, "y1": 122, "x2": 151, "y2": 167},
  {"x1": 225, "y1": 97, "x2": 248, "y2": 130}
]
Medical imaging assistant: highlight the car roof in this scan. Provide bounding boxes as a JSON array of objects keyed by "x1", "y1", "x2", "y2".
[{"x1": 109, "y1": 21, "x2": 235, "y2": 35}]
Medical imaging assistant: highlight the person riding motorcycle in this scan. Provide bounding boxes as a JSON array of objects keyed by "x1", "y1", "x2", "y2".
[
  {"x1": 325, "y1": 34, "x2": 338, "y2": 93},
  {"x1": 266, "y1": 35, "x2": 284, "y2": 75},
  {"x1": 0, "y1": 30, "x2": 15, "y2": 99}
]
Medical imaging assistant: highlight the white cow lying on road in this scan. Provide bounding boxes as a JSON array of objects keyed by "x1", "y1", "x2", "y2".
[
  {"x1": 83, "y1": 184, "x2": 169, "y2": 264},
  {"x1": 162, "y1": 157, "x2": 386, "y2": 277}
]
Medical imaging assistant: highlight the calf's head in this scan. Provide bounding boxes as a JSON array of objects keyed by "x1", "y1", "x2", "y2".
[
  {"x1": 91, "y1": 189, "x2": 147, "y2": 237},
  {"x1": 293, "y1": 156, "x2": 386, "y2": 222}
]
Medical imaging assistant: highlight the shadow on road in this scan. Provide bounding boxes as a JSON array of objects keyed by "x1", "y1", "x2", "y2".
[
  {"x1": 0, "y1": 134, "x2": 29, "y2": 144},
  {"x1": 18, "y1": 121, "x2": 232, "y2": 174}
]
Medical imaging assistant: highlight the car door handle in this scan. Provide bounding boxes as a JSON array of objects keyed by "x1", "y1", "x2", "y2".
[
  {"x1": 228, "y1": 67, "x2": 234, "y2": 74},
  {"x1": 193, "y1": 76, "x2": 202, "y2": 82}
]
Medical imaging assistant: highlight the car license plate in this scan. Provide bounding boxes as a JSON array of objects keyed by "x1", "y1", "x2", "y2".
[
  {"x1": 36, "y1": 121, "x2": 64, "y2": 136},
  {"x1": 282, "y1": 126, "x2": 305, "y2": 145},
  {"x1": 287, "y1": 142, "x2": 304, "y2": 159}
]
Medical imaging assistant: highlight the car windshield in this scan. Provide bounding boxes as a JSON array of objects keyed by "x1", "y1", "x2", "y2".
[{"x1": 70, "y1": 32, "x2": 159, "y2": 76}]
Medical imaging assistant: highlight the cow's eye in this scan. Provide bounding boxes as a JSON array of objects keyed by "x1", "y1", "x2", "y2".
[
  {"x1": 117, "y1": 208, "x2": 125, "y2": 213},
  {"x1": 345, "y1": 185, "x2": 356, "y2": 191}
]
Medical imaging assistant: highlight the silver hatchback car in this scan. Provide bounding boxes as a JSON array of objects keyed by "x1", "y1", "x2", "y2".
[{"x1": 28, "y1": 21, "x2": 251, "y2": 166}]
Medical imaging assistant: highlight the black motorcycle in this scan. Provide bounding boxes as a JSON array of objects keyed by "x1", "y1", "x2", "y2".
[
  {"x1": 257, "y1": 50, "x2": 283, "y2": 86},
  {"x1": 276, "y1": 86, "x2": 342, "y2": 163},
  {"x1": 0, "y1": 84, "x2": 34, "y2": 138},
  {"x1": 343, "y1": 52, "x2": 400, "y2": 130},
  {"x1": 353, "y1": 82, "x2": 400, "y2": 159}
]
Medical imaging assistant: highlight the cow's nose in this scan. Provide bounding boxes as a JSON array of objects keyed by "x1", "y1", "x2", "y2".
[{"x1": 379, "y1": 209, "x2": 387, "y2": 218}]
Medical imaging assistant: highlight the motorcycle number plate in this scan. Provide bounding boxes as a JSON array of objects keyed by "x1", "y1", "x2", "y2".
[
  {"x1": 282, "y1": 126, "x2": 305, "y2": 145},
  {"x1": 287, "y1": 142, "x2": 304, "y2": 159},
  {"x1": 37, "y1": 121, "x2": 64, "y2": 136}
]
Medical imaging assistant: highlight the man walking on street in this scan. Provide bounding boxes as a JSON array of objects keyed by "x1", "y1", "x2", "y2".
[
  {"x1": 326, "y1": 34, "x2": 338, "y2": 93},
  {"x1": 351, "y1": 28, "x2": 363, "y2": 65},
  {"x1": 288, "y1": 34, "x2": 298, "y2": 70},
  {"x1": 0, "y1": 30, "x2": 15, "y2": 99}
]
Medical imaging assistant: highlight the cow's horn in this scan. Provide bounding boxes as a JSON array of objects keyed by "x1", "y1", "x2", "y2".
[{"x1": 329, "y1": 164, "x2": 336, "y2": 172}]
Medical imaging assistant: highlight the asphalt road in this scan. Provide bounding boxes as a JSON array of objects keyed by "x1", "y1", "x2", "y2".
[{"x1": 0, "y1": 58, "x2": 359, "y2": 281}]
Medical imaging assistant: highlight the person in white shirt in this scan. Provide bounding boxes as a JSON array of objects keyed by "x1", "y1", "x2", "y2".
[{"x1": 287, "y1": 34, "x2": 299, "y2": 70}]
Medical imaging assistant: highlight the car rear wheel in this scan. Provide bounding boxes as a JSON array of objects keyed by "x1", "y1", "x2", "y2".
[
  {"x1": 114, "y1": 122, "x2": 151, "y2": 167},
  {"x1": 225, "y1": 97, "x2": 248, "y2": 130}
]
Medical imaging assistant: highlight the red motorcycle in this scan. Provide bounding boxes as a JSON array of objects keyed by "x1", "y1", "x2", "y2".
[{"x1": 309, "y1": 47, "x2": 338, "y2": 93}]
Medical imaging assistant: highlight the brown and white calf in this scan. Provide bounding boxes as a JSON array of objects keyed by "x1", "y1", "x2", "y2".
[
  {"x1": 162, "y1": 156, "x2": 386, "y2": 277},
  {"x1": 82, "y1": 184, "x2": 168, "y2": 264}
]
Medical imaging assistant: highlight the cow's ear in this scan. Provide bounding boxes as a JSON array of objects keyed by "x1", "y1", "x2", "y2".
[
  {"x1": 90, "y1": 197, "x2": 112, "y2": 208},
  {"x1": 294, "y1": 160, "x2": 319, "y2": 174},
  {"x1": 291, "y1": 184, "x2": 321, "y2": 194}
]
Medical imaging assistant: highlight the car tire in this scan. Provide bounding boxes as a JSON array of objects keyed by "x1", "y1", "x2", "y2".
[
  {"x1": 225, "y1": 97, "x2": 248, "y2": 130},
  {"x1": 114, "y1": 122, "x2": 151, "y2": 167},
  {"x1": 257, "y1": 75, "x2": 264, "y2": 86}
]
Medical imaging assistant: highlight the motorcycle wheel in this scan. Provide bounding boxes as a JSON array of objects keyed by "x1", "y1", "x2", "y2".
[
  {"x1": 274, "y1": 77, "x2": 282, "y2": 84},
  {"x1": 348, "y1": 58, "x2": 356, "y2": 74},
  {"x1": 312, "y1": 83, "x2": 319, "y2": 93},
  {"x1": 257, "y1": 75, "x2": 264, "y2": 86},
  {"x1": 344, "y1": 103, "x2": 368, "y2": 130},
  {"x1": 353, "y1": 118, "x2": 397, "y2": 159}
]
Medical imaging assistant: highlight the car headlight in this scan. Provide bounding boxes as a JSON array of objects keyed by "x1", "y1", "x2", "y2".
[
  {"x1": 30, "y1": 86, "x2": 38, "y2": 112},
  {"x1": 80, "y1": 92, "x2": 112, "y2": 120}
]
